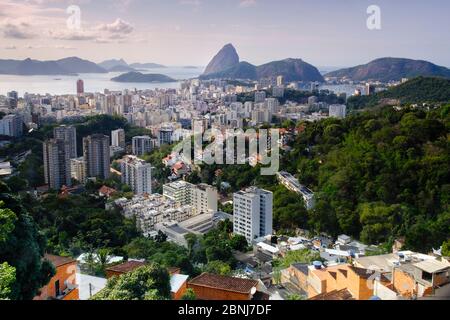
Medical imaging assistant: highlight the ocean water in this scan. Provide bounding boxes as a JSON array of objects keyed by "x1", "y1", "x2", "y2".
[{"x1": 0, "y1": 66, "x2": 204, "y2": 96}]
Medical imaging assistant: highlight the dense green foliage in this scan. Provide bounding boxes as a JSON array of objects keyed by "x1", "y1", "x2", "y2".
[
  {"x1": 348, "y1": 77, "x2": 450, "y2": 110},
  {"x1": 28, "y1": 193, "x2": 140, "y2": 257},
  {"x1": 0, "y1": 182, "x2": 55, "y2": 300},
  {"x1": 282, "y1": 105, "x2": 449, "y2": 251},
  {"x1": 0, "y1": 262, "x2": 15, "y2": 300},
  {"x1": 124, "y1": 238, "x2": 196, "y2": 276},
  {"x1": 273, "y1": 249, "x2": 322, "y2": 269},
  {"x1": 92, "y1": 264, "x2": 171, "y2": 300}
]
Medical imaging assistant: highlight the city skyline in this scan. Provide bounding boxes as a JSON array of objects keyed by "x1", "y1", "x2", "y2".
[{"x1": 0, "y1": 0, "x2": 450, "y2": 68}]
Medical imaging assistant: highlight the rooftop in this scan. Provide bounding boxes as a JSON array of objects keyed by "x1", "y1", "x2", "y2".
[
  {"x1": 44, "y1": 254, "x2": 76, "y2": 268},
  {"x1": 189, "y1": 273, "x2": 259, "y2": 294},
  {"x1": 105, "y1": 261, "x2": 147, "y2": 274}
]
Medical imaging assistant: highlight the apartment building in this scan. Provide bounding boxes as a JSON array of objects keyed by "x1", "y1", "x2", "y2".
[
  {"x1": 233, "y1": 187, "x2": 273, "y2": 244},
  {"x1": 43, "y1": 139, "x2": 72, "y2": 190},
  {"x1": 121, "y1": 155, "x2": 152, "y2": 195},
  {"x1": 276, "y1": 171, "x2": 315, "y2": 210},
  {"x1": 111, "y1": 128, "x2": 126, "y2": 148},
  {"x1": 54, "y1": 125, "x2": 78, "y2": 159},
  {"x1": 70, "y1": 157, "x2": 86, "y2": 184},
  {"x1": 83, "y1": 134, "x2": 110, "y2": 180}
]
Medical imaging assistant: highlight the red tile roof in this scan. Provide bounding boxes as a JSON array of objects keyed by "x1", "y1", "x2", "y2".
[
  {"x1": 189, "y1": 273, "x2": 258, "y2": 294},
  {"x1": 309, "y1": 289, "x2": 355, "y2": 300},
  {"x1": 99, "y1": 185, "x2": 117, "y2": 197},
  {"x1": 44, "y1": 254, "x2": 76, "y2": 268},
  {"x1": 106, "y1": 261, "x2": 147, "y2": 274}
]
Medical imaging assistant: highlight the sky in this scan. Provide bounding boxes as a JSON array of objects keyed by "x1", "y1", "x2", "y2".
[{"x1": 0, "y1": 0, "x2": 449, "y2": 68}]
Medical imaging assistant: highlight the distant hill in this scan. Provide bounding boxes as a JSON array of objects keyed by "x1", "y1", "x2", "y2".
[
  {"x1": 111, "y1": 72, "x2": 176, "y2": 83},
  {"x1": 326, "y1": 58, "x2": 450, "y2": 82},
  {"x1": 201, "y1": 44, "x2": 324, "y2": 82},
  {"x1": 202, "y1": 62, "x2": 257, "y2": 80},
  {"x1": 0, "y1": 57, "x2": 107, "y2": 75},
  {"x1": 10, "y1": 58, "x2": 72, "y2": 76},
  {"x1": 347, "y1": 77, "x2": 450, "y2": 110},
  {"x1": 99, "y1": 59, "x2": 128, "y2": 70},
  {"x1": 129, "y1": 63, "x2": 167, "y2": 69},
  {"x1": 56, "y1": 57, "x2": 107, "y2": 74},
  {"x1": 107, "y1": 65, "x2": 136, "y2": 72},
  {"x1": 203, "y1": 43, "x2": 240, "y2": 76},
  {"x1": 257, "y1": 58, "x2": 324, "y2": 82}
]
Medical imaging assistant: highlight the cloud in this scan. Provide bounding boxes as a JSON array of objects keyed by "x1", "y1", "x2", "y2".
[
  {"x1": 48, "y1": 29, "x2": 96, "y2": 41},
  {"x1": 97, "y1": 18, "x2": 134, "y2": 34},
  {"x1": 239, "y1": 0, "x2": 257, "y2": 8},
  {"x1": 2, "y1": 22, "x2": 37, "y2": 39},
  {"x1": 4, "y1": 45, "x2": 17, "y2": 50},
  {"x1": 179, "y1": 0, "x2": 201, "y2": 6}
]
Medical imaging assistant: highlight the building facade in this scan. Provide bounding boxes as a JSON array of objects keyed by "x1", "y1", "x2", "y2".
[
  {"x1": 233, "y1": 187, "x2": 273, "y2": 243},
  {"x1": 83, "y1": 134, "x2": 110, "y2": 180},
  {"x1": 0, "y1": 114, "x2": 24, "y2": 137},
  {"x1": 54, "y1": 125, "x2": 78, "y2": 159},
  {"x1": 43, "y1": 139, "x2": 72, "y2": 190},
  {"x1": 111, "y1": 128, "x2": 126, "y2": 148},
  {"x1": 132, "y1": 136, "x2": 154, "y2": 156},
  {"x1": 121, "y1": 155, "x2": 152, "y2": 195}
]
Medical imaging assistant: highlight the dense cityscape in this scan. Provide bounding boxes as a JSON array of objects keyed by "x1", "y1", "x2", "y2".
[{"x1": 0, "y1": 0, "x2": 449, "y2": 309}]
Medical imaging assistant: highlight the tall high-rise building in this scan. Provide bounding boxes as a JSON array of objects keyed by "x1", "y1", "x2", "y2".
[
  {"x1": 54, "y1": 125, "x2": 77, "y2": 158},
  {"x1": 233, "y1": 187, "x2": 273, "y2": 243},
  {"x1": 7, "y1": 91, "x2": 18, "y2": 108},
  {"x1": 121, "y1": 155, "x2": 152, "y2": 195},
  {"x1": 43, "y1": 139, "x2": 72, "y2": 190},
  {"x1": 0, "y1": 114, "x2": 24, "y2": 137},
  {"x1": 132, "y1": 136, "x2": 154, "y2": 156},
  {"x1": 77, "y1": 79, "x2": 84, "y2": 95},
  {"x1": 83, "y1": 134, "x2": 110, "y2": 180},
  {"x1": 111, "y1": 129, "x2": 126, "y2": 148}
]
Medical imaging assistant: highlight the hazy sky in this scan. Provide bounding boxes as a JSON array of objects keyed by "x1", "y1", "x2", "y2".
[{"x1": 0, "y1": 0, "x2": 449, "y2": 67}]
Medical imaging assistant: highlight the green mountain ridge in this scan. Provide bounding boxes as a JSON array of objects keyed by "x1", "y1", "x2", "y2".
[{"x1": 326, "y1": 58, "x2": 450, "y2": 82}]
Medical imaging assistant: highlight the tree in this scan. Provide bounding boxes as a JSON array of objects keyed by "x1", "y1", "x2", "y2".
[
  {"x1": 229, "y1": 235, "x2": 248, "y2": 252},
  {"x1": 0, "y1": 182, "x2": 55, "y2": 300},
  {"x1": 0, "y1": 262, "x2": 16, "y2": 300},
  {"x1": 204, "y1": 260, "x2": 232, "y2": 276},
  {"x1": 92, "y1": 264, "x2": 171, "y2": 300},
  {"x1": 274, "y1": 249, "x2": 322, "y2": 269},
  {"x1": 442, "y1": 240, "x2": 450, "y2": 257},
  {"x1": 181, "y1": 288, "x2": 197, "y2": 301}
]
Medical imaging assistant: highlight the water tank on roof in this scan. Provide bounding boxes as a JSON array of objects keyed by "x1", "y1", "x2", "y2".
[{"x1": 313, "y1": 261, "x2": 323, "y2": 270}]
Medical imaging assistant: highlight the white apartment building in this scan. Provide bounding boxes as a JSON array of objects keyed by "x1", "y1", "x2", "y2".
[
  {"x1": 191, "y1": 183, "x2": 218, "y2": 215},
  {"x1": 276, "y1": 171, "x2": 315, "y2": 210},
  {"x1": 70, "y1": 157, "x2": 86, "y2": 184},
  {"x1": 121, "y1": 155, "x2": 152, "y2": 195},
  {"x1": 163, "y1": 181, "x2": 218, "y2": 215},
  {"x1": 233, "y1": 187, "x2": 273, "y2": 244},
  {"x1": 163, "y1": 181, "x2": 192, "y2": 205},
  {"x1": 329, "y1": 104, "x2": 347, "y2": 119},
  {"x1": 111, "y1": 129, "x2": 126, "y2": 148},
  {"x1": 0, "y1": 114, "x2": 24, "y2": 138}
]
